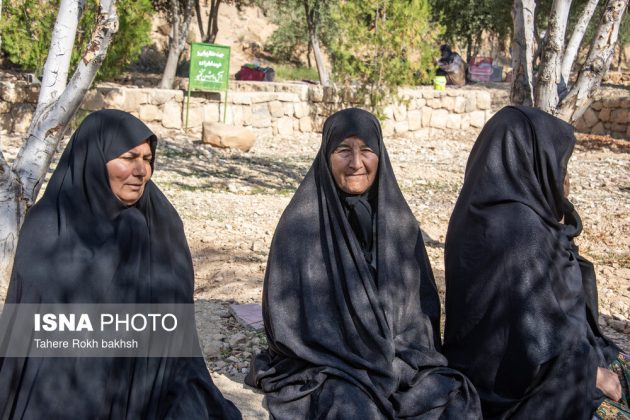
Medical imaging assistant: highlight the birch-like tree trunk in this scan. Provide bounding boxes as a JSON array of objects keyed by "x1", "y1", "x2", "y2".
[
  {"x1": 159, "y1": 0, "x2": 195, "y2": 89},
  {"x1": 0, "y1": 0, "x2": 118, "y2": 296},
  {"x1": 558, "y1": 0, "x2": 628, "y2": 122},
  {"x1": 304, "y1": 0, "x2": 329, "y2": 86},
  {"x1": 310, "y1": 34, "x2": 329, "y2": 86},
  {"x1": 534, "y1": 0, "x2": 572, "y2": 113},
  {"x1": 561, "y1": 0, "x2": 600, "y2": 83},
  {"x1": 511, "y1": 0, "x2": 536, "y2": 106}
]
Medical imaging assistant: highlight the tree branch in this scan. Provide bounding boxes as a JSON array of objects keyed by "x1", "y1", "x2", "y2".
[
  {"x1": 534, "y1": 0, "x2": 572, "y2": 113},
  {"x1": 558, "y1": 0, "x2": 628, "y2": 122},
  {"x1": 35, "y1": 0, "x2": 85, "y2": 112},
  {"x1": 561, "y1": 0, "x2": 600, "y2": 83},
  {"x1": 13, "y1": 0, "x2": 119, "y2": 205},
  {"x1": 195, "y1": 0, "x2": 205, "y2": 40},
  {"x1": 510, "y1": 0, "x2": 536, "y2": 106}
]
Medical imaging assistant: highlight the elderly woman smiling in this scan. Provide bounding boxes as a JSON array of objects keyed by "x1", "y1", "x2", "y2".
[
  {"x1": 246, "y1": 108, "x2": 480, "y2": 419},
  {"x1": 0, "y1": 110, "x2": 241, "y2": 419}
]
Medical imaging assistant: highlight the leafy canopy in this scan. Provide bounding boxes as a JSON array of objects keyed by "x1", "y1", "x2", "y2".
[
  {"x1": 1, "y1": 0, "x2": 153, "y2": 80},
  {"x1": 329, "y1": 0, "x2": 441, "y2": 113}
]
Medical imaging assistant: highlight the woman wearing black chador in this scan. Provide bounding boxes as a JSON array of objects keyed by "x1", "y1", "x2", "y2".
[
  {"x1": 247, "y1": 108, "x2": 481, "y2": 419},
  {"x1": 444, "y1": 106, "x2": 629, "y2": 420},
  {"x1": 0, "y1": 110, "x2": 241, "y2": 419}
]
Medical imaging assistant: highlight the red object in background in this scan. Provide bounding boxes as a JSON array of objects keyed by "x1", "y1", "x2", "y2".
[
  {"x1": 468, "y1": 57, "x2": 493, "y2": 82},
  {"x1": 235, "y1": 66, "x2": 266, "y2": 81}
]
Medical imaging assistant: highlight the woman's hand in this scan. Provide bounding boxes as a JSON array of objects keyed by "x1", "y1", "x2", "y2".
[{"x1": 596, "y1": 367, "x2": 622, "y2": 401}]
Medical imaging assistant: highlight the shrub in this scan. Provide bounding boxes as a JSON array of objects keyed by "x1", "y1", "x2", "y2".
[{"x1": 1, "y1": 0, "x2": 154, "y2": 80}]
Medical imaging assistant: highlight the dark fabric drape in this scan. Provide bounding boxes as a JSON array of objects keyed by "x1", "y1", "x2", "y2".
[
  {"x1": 444, "y1": 105, "x2": 619, "y2": 420},
  {"x1": 0, "y1": 110, "x2": 241, "y2": 419},
  {"x1": 246, "y1": 108, "x2": 480, "y2": 419}
]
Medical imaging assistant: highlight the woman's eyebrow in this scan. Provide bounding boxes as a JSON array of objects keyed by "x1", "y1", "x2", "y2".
[{"x1": 124, "y1": 151, "x2": 153, "y2": 158}]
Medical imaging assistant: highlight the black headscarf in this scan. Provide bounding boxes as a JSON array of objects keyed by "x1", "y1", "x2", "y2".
[
  {"x1": 326, "y1": 109, "x2": 380, "y2": 271},
  {"x1": 0, "y1": 110, "x2": 241, "y2": 419},
  {"x1": 246, "y1": 108, "x2": 480, "y2": 419},
  {"x1": 444, "y1": 106, "x2": 619, "y2": 419}
]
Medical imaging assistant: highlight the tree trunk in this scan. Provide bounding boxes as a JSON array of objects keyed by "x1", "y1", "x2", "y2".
[
  {"x1": 195, "y1": 0, "x2": 205, "y2": 41},
  {"x1": 205, "y1": 0, "x2": 221, "y2": 43},
  {"x1": 511, "y1": 0, "x2": 536, "y2": 106},
  {"x1": 0, "y1": 0, "x2": 118, "y2": 295},
  {"x1": 558, "y1": 0, "x2": 628, "y2": 122},
  {"x1": 307, "y1": 42, "x2": 312, "y2": 68},
  {"x1": 0, "y1": 152, "x2": 22, "y2": 298},
  {"x1": 159, "y1": 0, "x2": 195, "y2": 89},
  {"x1": 310, "y1": 32, "x2": 329, "y2": 86},
  {"x1": 561, "y1": 0, "x2": 600, "y2": 83},
  {"x1": 160, "y1": 33, "x2": 183, "y2": 89},
  {"x1": 466, "y1": 34, "x2": 473, "y2": 64},
  {"x1": 534, "y1": 0, "x2": 572, "y2": 113},
  {"x1": 304, "y1": 0, "x2": 329, "y2": 86},
  {"x1": 36, "y1": 0, "x2": 84, "y2": 111}
]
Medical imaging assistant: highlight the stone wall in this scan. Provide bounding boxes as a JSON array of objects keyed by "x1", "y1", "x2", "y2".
[
  {"x1": 0, "y1": 79, "x2": 627, "y2": 140},
  {"x1": 573, "y1": 93, "x2": 630, "y2": 139},
  {"x1": 0, "y1": 80, "x2": 501, "y2": 139}
]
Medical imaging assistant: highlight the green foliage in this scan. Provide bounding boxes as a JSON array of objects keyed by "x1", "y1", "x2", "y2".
[
  {"x1": 262, "y1": 0, "x2": 334, "y2": 65},
  {"x1": 1, "y1": 0, "x2": 154, "y2": 80},
  {"x1": 619, "y1": 13, "x2": 630, "y2": 47},
  {"x1": 329, "y1": 0, "x2": 440, "y2": 113},
  {"x1": 265, "y1": 4, "x2": 309, "y2": 63},
  {"x1": 577, "y1": 1, "x2": 629, "y2": 50},
  {"x1": 0, "y1": 0, "x2": 57, "y2": 74},
  {"x1": 429, "y1": 0, "x2": 511, "y2": 61},
  {"x1": 273, "y1": 64, "x2": 320, "y2": 81},
  {"x1": 85, "y1": 0, "x2": 154, "y2": 80}
]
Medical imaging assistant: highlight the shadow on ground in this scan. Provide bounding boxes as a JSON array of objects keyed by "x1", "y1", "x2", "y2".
[
  {"x1": 194, "y1": 298, "x2": 268, "y2": 418},
  {"x1": 156, "y1": 139, "x2": 310, "y2": 193}
]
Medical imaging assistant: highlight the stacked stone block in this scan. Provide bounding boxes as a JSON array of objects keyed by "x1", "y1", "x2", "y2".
[{"x1": 1, "y1": 79, "x2": 626, "y2": 140}]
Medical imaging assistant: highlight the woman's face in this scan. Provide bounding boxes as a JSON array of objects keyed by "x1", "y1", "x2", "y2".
[
  {"x1": 563, "y1": 174, "x2": 570, "y2": 197},
  {"x1": 106, "y1": 141, "x2": 153, "y2": 206},
  {"x1": 329, "y1": 136, "x2": 379, "y2": 195}
]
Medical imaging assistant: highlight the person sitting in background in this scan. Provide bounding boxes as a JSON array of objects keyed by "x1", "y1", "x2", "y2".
[{"x1": 437, "y1": 44, "x2": 467, "y2": 86}]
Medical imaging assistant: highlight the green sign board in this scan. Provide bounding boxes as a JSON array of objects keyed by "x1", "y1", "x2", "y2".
[
  {"x1": 189, "y1": 43, "x2": 230, "y2": 91},
  {"x1": 186, "y1": 42, "x2": 231, "y2": 126}
]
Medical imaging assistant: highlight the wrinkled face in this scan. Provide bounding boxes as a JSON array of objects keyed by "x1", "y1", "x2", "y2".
[
  {"x1": 106, "y1": 141, "x2": 153, "y2": 206},
  {"x1": 563, "y1": 174, "x2": 570, "y2": 197},
  {"x1": 329, "y1": 136, "x2": 379, "y2": 195}
]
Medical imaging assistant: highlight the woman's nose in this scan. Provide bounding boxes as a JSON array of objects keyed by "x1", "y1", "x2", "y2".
[
  {"x1": 349, "y1": 149, "x2": 363, "y2": 169},
  {"x1": 133, "y1": 160, "x2": 147, "y2": 177}
]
